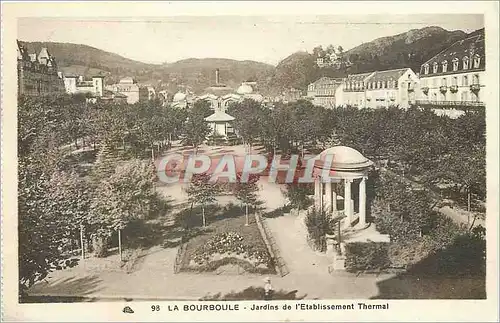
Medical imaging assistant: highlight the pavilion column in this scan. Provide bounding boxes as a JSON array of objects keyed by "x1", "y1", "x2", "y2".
[
  {"x1": 319, "y1": 180, "x2": 324, "y2": 213},
  {"x1": 332, "y1": 183, "x2": 337, "y2": 212},
  {"x1": 314, "y1": 176, "x2": 320, "y2": 208},
  {"x1": 359, "y1": 177, "x2": 367, "y2": 227},
  {"x1": 325, "y1": 181, "x2": 333, "y2": 212},
  {"x1": 344, "y1": 179, "x2": 352, "y2": 227}
]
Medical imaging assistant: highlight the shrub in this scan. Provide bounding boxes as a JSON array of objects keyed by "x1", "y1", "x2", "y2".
[
  {"x1": 388, "y1": 236, "x2": 440, "y2": 269},
  {"x1": 345, "y1": 242, "x2": 391, "y2": 272},
  {"x1": 284, "y1": 183, "x2": 313, "y2": 210},
  {"x1": 304, "y1": 207, "x2": 332, "y2": 252}
]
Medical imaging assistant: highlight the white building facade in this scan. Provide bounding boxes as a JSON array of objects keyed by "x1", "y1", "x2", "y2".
[
  {"x1": 307, "y1": 77, "x2": 343, "y2": 108},
  {"x1": 364, "y1": 68, "x2": 419, "y2": 109},
  {"x1": 417, "y1": 29, "x2": 485, "y2": 118}
]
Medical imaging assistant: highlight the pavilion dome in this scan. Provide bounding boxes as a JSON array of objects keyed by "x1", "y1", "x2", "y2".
[
  {"x1": 314, "y1": 146, "x2": 373, "y2": 172},
  {"x1": 173, "y1": 92, "x2": 186, "y2": 102},
  {"x1": 237, "y1": 83, "x2": 253, "y2": 95}
]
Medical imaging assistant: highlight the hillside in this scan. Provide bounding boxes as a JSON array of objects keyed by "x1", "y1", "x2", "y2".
[
  {"x1": 267, "y1": 26, "x2": 471, "y2": 92},
  {"x1": 161, "y1": 58, "x2": 274, "y2": 93},
  {"x1": 19, "y1": 41, "x2": 274, "y2": 93},
  {"x1": 345, "y1": 26, "x2": 467, "y2": 73},
  {"x1": 20, "y1": 26, "x2": 480, "y2": 95}
]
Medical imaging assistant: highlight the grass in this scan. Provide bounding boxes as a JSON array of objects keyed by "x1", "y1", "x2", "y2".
[{"x1": 179, "y1": 207, "x2": 273, "y2": 273}]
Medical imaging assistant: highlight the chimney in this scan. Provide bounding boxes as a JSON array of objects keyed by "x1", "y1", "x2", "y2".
[{"x1": 215, "y1": 68, "x2": 220, "y2": 85}]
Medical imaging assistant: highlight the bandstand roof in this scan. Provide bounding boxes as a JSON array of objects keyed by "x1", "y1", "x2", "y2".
[
  {"x1": 313, "y1": 146, "x2": 373, "y2": 175},
  {"x1": 205, "y1": 110, "x2": 235, "y2": 122}
]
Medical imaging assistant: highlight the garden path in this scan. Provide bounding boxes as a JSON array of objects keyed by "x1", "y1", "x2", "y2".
[{"x1": 28, "y1": 142, "x2": 388, "y2": 300}]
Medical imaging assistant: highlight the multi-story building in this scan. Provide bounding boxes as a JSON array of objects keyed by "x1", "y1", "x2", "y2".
[
  {"x1": 105, "y1": 77, "x2": 149, "y2": 104},
  {"x1": 364, "y1": 68, "x2": 419, "y2": 109},
  {"x1": 306, "y1": 77, "x2": 343, "y2": 108},
  {"x1": 17, "y1": 41, "x2": 66, "y2": 97},
  {"x1": 63, "y1": 74, "x2": 105, "y2": 98},
  {"x1": 336, "y1": 68, "x2": 419, "y2": 109},
  {"x1": 337, "y1": 72, "x2": 374, "y2": 108},
  {"x1": 416, "y1": 29, "x2": 485, "y2": 118}
]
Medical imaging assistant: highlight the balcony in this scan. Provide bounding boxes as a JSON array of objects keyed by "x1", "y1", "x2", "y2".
[
  {"x1": 415, "y1": 100, "x2": 485, "y2": 108},
  {"x1": 421, "y1": 87, "x2": 429, "y2": 94},
  {"x1": 470, "y1": 84, "x2": 481, "y2": 92},
  {"x1": 450, "y1": 85, "x2": 459, "y2": 93},
  {"x1": 439, "y1": 86, "x2": 448, "y2": 93}
]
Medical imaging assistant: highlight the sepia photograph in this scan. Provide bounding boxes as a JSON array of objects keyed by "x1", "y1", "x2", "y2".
[{"x1": 1, "y1": 1, "x2": 499, "y2": 322}]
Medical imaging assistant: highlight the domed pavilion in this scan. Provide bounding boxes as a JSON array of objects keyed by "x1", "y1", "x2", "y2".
[
  {"x1": 312, "y1": 146, "x2": 373, "y2": 228},
  {"x1": 195, "y1": 69, "x2": 264, "y2": 113}
]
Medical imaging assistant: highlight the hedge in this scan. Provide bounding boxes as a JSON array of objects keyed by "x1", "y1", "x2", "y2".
[{"x1": 344, "y1": 242, "x2": 391, "y2": 272}]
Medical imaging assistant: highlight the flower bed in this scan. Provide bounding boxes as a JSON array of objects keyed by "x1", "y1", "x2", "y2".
[
  {"x1": 190, "y1": 232, "x2": 272, "y2": 273},
  {"x1": 179, "y1": 216, "x2": 276, "y2": 274}
]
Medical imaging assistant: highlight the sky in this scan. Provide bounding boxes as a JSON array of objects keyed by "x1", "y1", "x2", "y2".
[{"x1": 18, "y1": 15, "x2": 484, "y2": 66}]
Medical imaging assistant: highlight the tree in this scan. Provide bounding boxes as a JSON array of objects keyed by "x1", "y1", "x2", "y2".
[
  {"x1": 227, "y1": 99, "x2": 263, "y2": 153},
  {"x1": 89, "y1": 160, "x2": 156, "y2": 259},
  {"x1": 18, "y1": 159, "x2": 66, "y2": 295},
  {"x1": 182, "y1": 104, "x2": 210, "y2": 153},
  {"x1": 234, "y1": 174, "x2": 260, "y2": 226},
  {"x1": 185, "y1": 173, "x2": 222, "y2": 227},
  {"x1": 47, "y1": 171, "x2": 93, "y2": 260}
]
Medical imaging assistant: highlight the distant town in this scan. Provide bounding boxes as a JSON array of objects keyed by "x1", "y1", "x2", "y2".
[{"x1": 18, "y1": 27, "x2": 484, "y2": 122}]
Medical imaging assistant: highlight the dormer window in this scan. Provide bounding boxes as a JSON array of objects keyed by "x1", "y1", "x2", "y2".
[
  {"x1": 372, "y1": 81, "x2": 376, "y2": 89},
  {"x1": 377, "y1": 81, "x2": 381, "y2": 89},
  {"x1": 424, "y1": 64, "x2": 429, "y2": 74},
  {"x1": 473, "y1": 55, "x2": 481, "y2": 68},
  {"x1": 463, "y1": 56, "x2": 469, "y2": 70},
  {"x1": 452, "y1": 58, "x2": 459, "y2": 71},
  {"x1": 442, "y1": 61, "x2": 448, "y2": 73},
  {"x1": 433, "y1": 62, "x2": 439, "y2": 73}
]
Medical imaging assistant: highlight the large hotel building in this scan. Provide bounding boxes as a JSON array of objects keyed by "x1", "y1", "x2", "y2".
[{"x1": 416, "y1": 29, "x2": 485, "y2": 117}]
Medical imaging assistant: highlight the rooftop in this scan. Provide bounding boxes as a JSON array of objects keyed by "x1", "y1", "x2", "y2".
[
  {"x1": 368, "y1": 68, "x2": 412, "y2": 83},
  {"x1": 420, "y1": 29, "x2": 485, "y2": 77},
  {"x1": 205, "y1": 110, "x2": 235, "y2": 122}
]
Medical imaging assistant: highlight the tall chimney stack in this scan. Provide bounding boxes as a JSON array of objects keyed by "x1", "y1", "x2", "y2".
[{"x1": 215, "y1": 68, "x2": 220, "y2": 85}]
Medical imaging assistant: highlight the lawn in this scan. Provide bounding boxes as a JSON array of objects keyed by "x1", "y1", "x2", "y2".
[{"x1": 178, "y1": 205, "x2": 276, "y2": 275}]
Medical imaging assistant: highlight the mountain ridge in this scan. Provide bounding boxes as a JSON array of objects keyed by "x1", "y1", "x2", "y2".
[{"x1": 19, "y1": 26, "x2": 483, "y2": 96}]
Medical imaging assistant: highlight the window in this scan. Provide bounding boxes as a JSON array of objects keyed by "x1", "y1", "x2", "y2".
[
  {"x1": 452, "y1": 58, "x2": 459, "y2": 71},
  {"x1": 442, "y1": 61, "x2": 448, "y2": 73},
  {"x1": 474, "y1": 55, "x2": 481, "y2": 68},
  {"x1": 463, "y1": 75, "x2": 469, "y2": 86},
  {"x1": 372, "y1": 81, "x2": 376, "y2": 89},
  {"x1": 453, "y1": 77, "x2": 458, "y2": 86},
  {"x1": 442, "y1": 78, "x2": 447, "y2": 86},
  {"x1": 473, "y1": 74, "x2": 480, "y2": 85},
  {"x1": 463, "y1": 56, "x2": 469, "y2": 70},
  {"x1": 377, "y1": 81, "x2": 381, "y2": 89},
  {"x1": 424, "y1": 64, "x2": 429, "y2": 74},
  {"x1": 433, "y1": 62, "x2": 439, "y2": 73}
]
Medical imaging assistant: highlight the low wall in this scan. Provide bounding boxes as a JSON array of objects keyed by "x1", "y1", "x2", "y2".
[{"x1": 254, "y1": 213, "x2": 290, "y2": 277}]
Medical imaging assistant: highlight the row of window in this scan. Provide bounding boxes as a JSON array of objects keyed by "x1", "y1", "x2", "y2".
[
  {"x1": 424, "y1": 55, "x2": 481, "y2": 74},
  {"x1": 421, "y1": 74, "x2": 480, "y2": 87},
  {"x1": 346, "y1": 80, "x2": 405, "y2": 90},
  {"x1": 426, "y1": 91, "x2": 480, "y2": 102}
]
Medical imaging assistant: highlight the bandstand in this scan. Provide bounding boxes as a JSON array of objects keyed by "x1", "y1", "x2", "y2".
[{"x1": 312, "y1": 146, "x2": 374, "y2": 229}]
